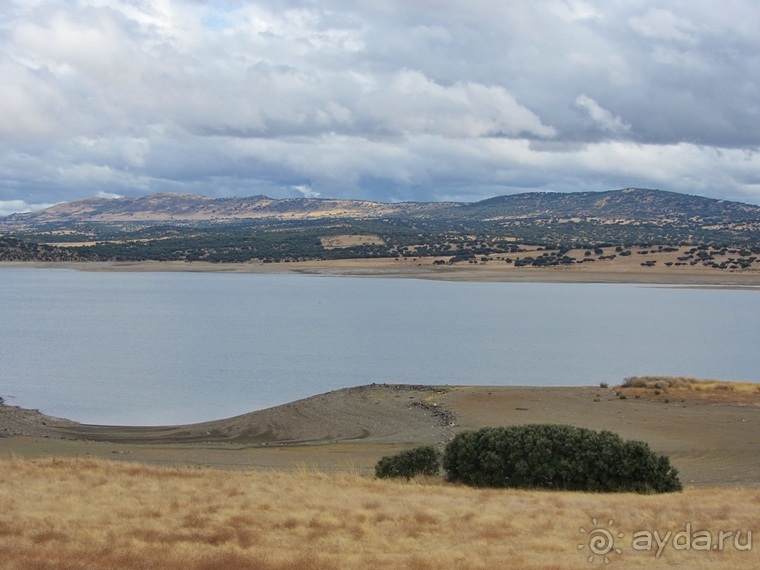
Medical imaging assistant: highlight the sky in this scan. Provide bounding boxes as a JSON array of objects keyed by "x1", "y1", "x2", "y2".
[{"x1": 2, "y1": 0, "x2": 760, "y2": 216}]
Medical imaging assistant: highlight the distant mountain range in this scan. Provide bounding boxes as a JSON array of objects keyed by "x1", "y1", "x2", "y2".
[
  {"x1": 3, "y1": 188, "x2": 760, "y2": 229},
  {"x1": 460, "y1": 188, "x2": 760, "y2": 222},
  {"x1": 1, "y1": 192, "x2": 445, "y2": 227}
]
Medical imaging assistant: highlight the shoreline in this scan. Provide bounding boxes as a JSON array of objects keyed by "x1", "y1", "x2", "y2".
[
  {"x1": 2, "y1": 383, "x2": 759, "y2": 487},
  {"x1": 2, "y1": 259, "x2": 760, "y2": 287}
]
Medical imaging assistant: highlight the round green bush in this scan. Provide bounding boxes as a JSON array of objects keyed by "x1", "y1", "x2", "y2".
[
  {"x1": 442, "y1": 424, "x2": 682, "y2": 493},
  {"x1": 375, "y1": 445, "x2": 441, "y2": 480}
]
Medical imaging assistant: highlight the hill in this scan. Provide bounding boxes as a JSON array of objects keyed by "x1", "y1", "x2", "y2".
[
  {"x1": 462, "y1": 188, "x2": 760, "y2": 222},
  {"x1": 3, "y1": 188, "x2": 760, "y2": 228},
  {"x1": 0, "y1": 192, "x2": 451, "y2": 227},
  {"x1": 2, "y1": 188, "x2": 759, "y2": 263}
]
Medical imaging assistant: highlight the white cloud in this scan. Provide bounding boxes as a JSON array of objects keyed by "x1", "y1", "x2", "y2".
[
  {"x1": 0, "y1": 0, "x2": 759, "y2": 208},
  {"x1": 575, "y1": 94, "x2": 631, "y2": 135},
  {"x1": 96, "y1": 191, "x2": 123, "y2": 199},
  {"x1": 0, "y1": 200, "x2": 57, "y2": 217},
  {"x1": 363, "y1": 70, "x2": 556, "y2": 139},
  {"x1": 629, "y1": 9, "x2": 697, "y2": 44},
  {"x1": 549, "y1": 0, "x2": 602, "y2": 22},
  {"x1": 0, "y1": 55, "x2": 66, "y2": 140},
  {"x1": 292, "y1": 185, "x2": 320, "y2": 198}
]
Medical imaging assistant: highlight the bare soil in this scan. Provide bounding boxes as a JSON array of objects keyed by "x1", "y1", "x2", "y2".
[
  {"x1": 3, "y1": 256, "x2": 759, "y2": 286},
  {"x1": 2, "y1": 384, "x2": 758, "y2": 487},
  {"x1": 320, "y1": 234, "x2": 386, "y2": 249}
]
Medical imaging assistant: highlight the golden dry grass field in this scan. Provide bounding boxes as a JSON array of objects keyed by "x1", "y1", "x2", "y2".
[
  {"x1": 0, "y1": 457, "x2": 758, "y2": 570},
  {"x1": 2, "y1": 379, "x2": 759, "y2": 568}
]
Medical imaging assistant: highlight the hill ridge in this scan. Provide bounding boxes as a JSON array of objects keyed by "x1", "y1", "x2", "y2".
[{"x1": 3, "y1": 188, "x2": 760, "y2": 227}]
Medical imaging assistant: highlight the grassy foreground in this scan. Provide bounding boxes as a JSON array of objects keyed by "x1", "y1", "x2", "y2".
[{"x1": 0, "y1": 457, "x2": 757, "y2": 569}]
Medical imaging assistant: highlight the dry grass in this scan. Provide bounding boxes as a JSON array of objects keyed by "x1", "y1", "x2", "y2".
[
  {"x1": 620, "y1": 376, "x2": 760, "y2": 405},
  {"x1": 621, "y1": 376, "x2": 760, "y2": 392},
  {"x1": 320, "y1": 235, "x2": 386, "y2": 249},
  {"x1": 0, "y1": 457, "x2": 757, "y2": 569}
]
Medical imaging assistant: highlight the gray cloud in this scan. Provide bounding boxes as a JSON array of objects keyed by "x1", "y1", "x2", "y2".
[{"x1": 1, "y1": 0, "x2": 759, "y2": 213}]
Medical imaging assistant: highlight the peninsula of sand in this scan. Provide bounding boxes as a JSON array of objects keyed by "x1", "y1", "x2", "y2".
[{"x1": 2, "y1": 379, "x2": 759, "y2": 488}]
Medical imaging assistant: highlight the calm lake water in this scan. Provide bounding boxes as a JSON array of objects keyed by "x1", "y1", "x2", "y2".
[{"x1": 1, "y1": 268, "x2": 758, "y2": 425}]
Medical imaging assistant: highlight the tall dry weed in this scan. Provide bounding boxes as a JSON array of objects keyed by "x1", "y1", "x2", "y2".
[{"x1": 0, "y1": 457, "x2": 757, "y2": 569}]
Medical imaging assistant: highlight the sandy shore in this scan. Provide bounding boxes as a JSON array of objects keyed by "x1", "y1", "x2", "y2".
[
  {"x1": 2, "y1": 258, "x2": 760, "y2": 286},
  {"x1": 2, "y1": 384, "x2": 758, "y2": 487}
]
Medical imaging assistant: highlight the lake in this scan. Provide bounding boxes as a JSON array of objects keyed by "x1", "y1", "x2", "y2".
[{"x1": 1, "y1": 268, "x2": 758, "y2": 425}]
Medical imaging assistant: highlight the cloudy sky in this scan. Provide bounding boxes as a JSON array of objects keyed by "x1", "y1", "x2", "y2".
[{"x1": 2, "y1": 0, "x2": 760, "y2": 215}]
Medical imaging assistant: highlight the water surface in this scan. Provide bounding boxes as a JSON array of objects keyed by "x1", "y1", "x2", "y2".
[{"x1": 1, "y1": 269, "x2": 757, "y2": 425}]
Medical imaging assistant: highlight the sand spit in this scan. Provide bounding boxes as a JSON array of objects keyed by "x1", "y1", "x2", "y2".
[
  {"x1": 0, "y1": 385, "x2": 454, "y2": 446},
  {"x1": 2, "y1": 384, "x2": 759, "y2": 487}
]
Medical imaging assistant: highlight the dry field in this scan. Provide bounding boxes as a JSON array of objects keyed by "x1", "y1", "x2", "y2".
[
  {"x1": 618, "y1": 376, "x2": 760, "y2": 405},
  {"x1": 1, "y1": 380, "x2": 759, "y2": 568},
  {"x1": 4, "y1": 251, "x2": 760, "y2": 287},
  {"x1": 0, "y1": 457, "x2": 758, "y2": 570},
  {"x1": 320, "y1": 235, "x2": 386, "y2": 249}
]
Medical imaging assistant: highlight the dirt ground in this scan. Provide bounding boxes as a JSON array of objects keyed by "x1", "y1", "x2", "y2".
[
  {"x1": 1, "y1": 383, "x2": 758, "y2": 487},
  {"x1": 3, "y1": 257, "x2": 760, "y2": 286}
]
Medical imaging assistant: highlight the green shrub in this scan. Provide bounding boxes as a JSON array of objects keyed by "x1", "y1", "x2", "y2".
[
  {"x1": 375, "y1": 446, "x2": 441, "y2": 480},
  {"x1": 442, "y1": 425, "x2": 682, "y2": 493}
]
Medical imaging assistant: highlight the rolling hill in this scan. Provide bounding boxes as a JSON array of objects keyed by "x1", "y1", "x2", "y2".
[
  {"x1": 1, "y1": 188, "x2": 759, "y2": 263},
  {"x1": 2, "y1": 188, "x2": 760, "y2": 228}
]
